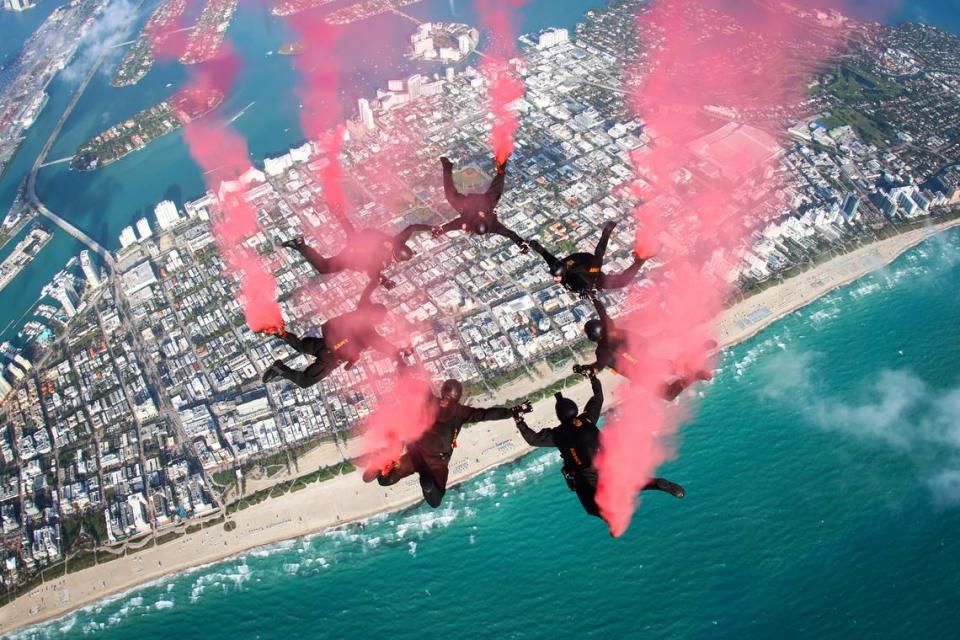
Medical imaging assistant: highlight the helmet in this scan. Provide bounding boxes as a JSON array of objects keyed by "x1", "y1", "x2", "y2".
[
  {"x1": 394, "y1": 244, "x2": 414, "y2": 262},
  {"x1": 554, "y1": 392, "x2": 579, "y2": 422},
  {"x1": 440, "y1": 379, "x2": 463, "y2": 402},
  {"x1": 584, "y1": 319, "x2": 605, "y2": 342},
  {"x1": 474, "y1": 221, "x2": 489, "y2": 235}
]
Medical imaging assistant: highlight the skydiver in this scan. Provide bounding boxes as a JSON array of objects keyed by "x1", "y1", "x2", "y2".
[
  {"x1": 528, "y1": 221, "x2": 651, "y2": 298},
  {"x1": 433, "y1": 156, "x2": 530, "y2": 252},
  {"x1": 260, "y1": 292, "x2": 410, "y2": 388},
  {"x1": 513, "y1": 371, "x2": 684, "y2": 525},
  {"x1": 577, "y1": 296, "x2": 714, "y2": 401},
  {"x1": 282, "y1": 202, "x2": 433, "y2": 292},
  {"x1": 363, "y1": 379, "x2": 532, "y2": 507}
]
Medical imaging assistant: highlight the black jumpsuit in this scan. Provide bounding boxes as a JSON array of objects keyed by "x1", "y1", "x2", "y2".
[
  {"x1": 439, "y1": 162, "x2": 527, "y2": 248},
  {"x1": 529, "y1": 221, "x2": 647, "y2": 295},
  {"x1": 269, "y1": 305, "x2": 403, "y2": 389},
  {"x1": 516, "y1": 376, "x2": 668, "y2": 517},
  {"x1": 377, "y1": 401, "x2": 512, "y2": 507},
  {"x1": 293, "y1": 222, "x2": 433, "y2": 299},
  {"x1": 585, "y1": 298, "x2": 701, "y2": 402}
]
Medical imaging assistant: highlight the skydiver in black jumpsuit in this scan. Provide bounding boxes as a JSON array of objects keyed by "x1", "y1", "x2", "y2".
[
  {"x1": 433, "y1": 157, "x2": 529, "y2": 252},
  {"x1": 363, "y1": 379, "x2": 531, "y2": 507},
  {"x1": 529, "y1": 221, "x2": 650, "y2": 299},
  {"x1": 261, "y1": 292, "x2": 410, "y2": 388},
  {"x1": 577, "y1": 297, "x2": 714, "y2": 401},
  {"x1": 513, "y1": 372, "x2": 684, "y2": 522},
  {"x1": 282, "y1": 202, "x2": 433, "y2": 296}
]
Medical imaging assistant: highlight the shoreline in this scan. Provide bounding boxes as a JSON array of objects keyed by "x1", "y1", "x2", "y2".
[{"x1": 2, "y1": 218, "x2": 958, "y2": 635}]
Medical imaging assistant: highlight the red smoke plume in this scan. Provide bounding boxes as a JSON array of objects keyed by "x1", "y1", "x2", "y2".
[
  {"x1": 595, "y1": 0, "x2": 851, "y2": 536},
  {"x1": 476, "y1": 0, "x2": 528, "y2": 165},
  {"x1": 359, "y1": 368, "x2": 439, "y2": 474},
  {"x1": 175, "y1": 51, "x2": 283, "y2": 332}
]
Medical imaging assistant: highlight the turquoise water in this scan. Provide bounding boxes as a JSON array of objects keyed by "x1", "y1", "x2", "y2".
[{"x1": 11, "y1": 227, "x2": 960, "y2": 639}]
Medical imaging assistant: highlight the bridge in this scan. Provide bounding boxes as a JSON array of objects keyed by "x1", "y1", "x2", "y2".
[{"x1": 27, "y1": 58, "x2": 117, "y2": 270}]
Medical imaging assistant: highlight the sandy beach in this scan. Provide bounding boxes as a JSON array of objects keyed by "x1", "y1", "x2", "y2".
[{"x1": 2, "y1": 218, "x2": 958, "y2": 635}]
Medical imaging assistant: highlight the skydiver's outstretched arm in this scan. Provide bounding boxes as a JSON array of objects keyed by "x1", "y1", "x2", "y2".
[
  {"x1": 594, "y1": 221, "x2": 616, "y2": 262},
  {"x1": 488, "y1": 220, "x2": 529, "y2": 249},
  {"x1": 591, "y1": 296, "x2": 613, "y2": 332},
  {"x1": 359, "y1": 277, "x2": 381, "y2": 307},
  {"x1": 528, "y1": 240, "x2": 561, "y2": 271},
  {"x1": 441, "y1": 159, "x2": 467, "y2": 213},
  {"x1": 515, "y1": 420, "x2": 556, "y2": 448},
  {"x1": 288, "y1": 241, "x2": 339, "y2": 275},
  {"x1": 363, "y1": 330, "x2": 403, "y2": 359},
  {"x1": 600, "y1": 255, "x2": 647, "y2": 290},
  {"x1": 394, "y1": 223, "x2": 434, "y2": 245},
  {"x1": 438, "y1": 217, "x2": 467, "y2": 234},
  {"x1": 582, "y1": 375, "x2": 604, "y2": 425},
  {"x1": 463, "y1": 405, "x2": 513, "y2": 424}
]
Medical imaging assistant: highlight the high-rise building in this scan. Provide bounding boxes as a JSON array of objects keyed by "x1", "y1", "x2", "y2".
[
  {"x1": 154, "y1": 200, "x2": 182, "y2": 230},
  {"x1": 80, "y1": 250, "x2": 101, "y2": 289},
  {"x1": 358, "y1": 98, "x2": 375, "y2": 132},
  {"x1": 841, "y1": 193, "x2": 861, "y2": 221},
  {"x1": 13, "y1": 354, "x2": 31, "y2": 373},
  {"x1": 3, "y1": 0, "x2": 35, "y2": 12},
  {"x1": 0, "y1": 374, "x2": 12, "y2": 399},
  {"x1": 407, "y1": 74, "x2": 423, "y2": 99},
  {"x1": 53, "y1": 284, "x2": 78, "y2": 318},
  {"x1": 136, "y1": 217, "x2": 153, "y2": 241},
  {"x1": 119, "y1": 226, "x2": 137, "y2": 248},
  {"x1": 446, "y1": 67, "x2": 455, "y2": 82},
  {"x1": 458, "y1": 33, "x2": 472, "y2": 54}
]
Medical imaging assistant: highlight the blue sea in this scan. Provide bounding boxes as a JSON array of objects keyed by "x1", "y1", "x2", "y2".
[{"x1": 10, "y1": 227, "x2": 960, "y2": 639}]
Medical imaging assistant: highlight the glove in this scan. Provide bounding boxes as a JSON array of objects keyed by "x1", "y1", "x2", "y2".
[
  {"x1": 510, "y1": 402, "x2": 533, "y2": 421},
  {"x1": 573, "y1": 364, "x2": 596, "y2": 378},
  {"x1": 431, "y1": 226, "x2": 444, "y2": 239}
]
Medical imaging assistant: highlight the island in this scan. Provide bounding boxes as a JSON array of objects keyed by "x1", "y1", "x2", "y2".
[
  {"x1": 71, "y1": 88, "x2": 224, "y2": 171},
  {"x1": 0, "y1": 224, "x2": 51, "y2": 293},
  {"x1": 326, "y1": 0, "x2": 423, "y2": 26},
  {"x1": 270, "y1": 0, "x2": 334, "y2": 17},
  {"x1": 179, "y1": 0, "x2": 239, "y2": 65},
  {"x1": 111, "y1": 0, "x2": 187, "y2": 87}
]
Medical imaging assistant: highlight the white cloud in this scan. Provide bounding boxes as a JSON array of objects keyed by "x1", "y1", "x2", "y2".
[
  {"x1": 759, "y1": 350, "x2": 960, "y2": 504},
  {"x1": 62, "y1": 0, "x2": 141, "y2": 84}
]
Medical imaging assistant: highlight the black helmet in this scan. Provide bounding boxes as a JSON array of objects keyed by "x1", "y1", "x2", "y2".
[
  {"x1": 551, "y1": 262, "x2": 568, "y2": 279},
  {"x1": 440, "y1": 379, "x2": 463, "y2": 402},
  {"x1": 584, "y1": 319, "x2": 605, "y2": 342},
  {"x1": 394, "y1": 244, "x2": 414, "y2": 262},
  {"x1": 474, "y1": 221, "x2": 489, "y2": 235},
  {"x1": 554, "y1": 392, "x2": 579, "y2": 422}
]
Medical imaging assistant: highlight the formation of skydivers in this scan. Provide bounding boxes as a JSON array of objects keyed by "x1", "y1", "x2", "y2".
[{"x1": 260, "y1": 155, "x2": 710, "y2": 527}]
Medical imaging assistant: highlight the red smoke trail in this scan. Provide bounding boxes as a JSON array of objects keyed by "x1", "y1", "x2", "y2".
[
  {"x1": 476, "y1": 0, "x2": 528, "y2": 165},
  {"x1": 595, "y1": 0, "x2": 852, "y2": 536},
  {"x1": 359, "y1": 368, "x2": 439, "y2": 474},
  {"x1": 175, "y1": 51, "x2": 283, "y2": 332}
]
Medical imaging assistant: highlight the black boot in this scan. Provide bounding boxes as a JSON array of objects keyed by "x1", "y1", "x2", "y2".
[
  {"x1": 262, "y1": 360, "x2": 285, "y2": 383},
  {"x1": 651, "y1": 477, "x2": 685, "y2": 499}
]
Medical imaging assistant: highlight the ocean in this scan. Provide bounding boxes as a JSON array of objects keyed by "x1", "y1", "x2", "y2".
[{"x1": 10, "y1": 228, "x2": 960, "y2": 639}]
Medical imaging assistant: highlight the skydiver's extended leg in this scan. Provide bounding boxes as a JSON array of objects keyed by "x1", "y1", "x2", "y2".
[
  {"x1": 594, "y1": 221, "x2": 616, "y2": 262},
  {"x1": 484, "y1": 170, "x2": 506, "y2": 209},
  {"x1": 280, "y1": 333, "x2": 326, "y2": 358},
  {"x1": 264, "y1": 357, "x2": 337, "y2": 388},
  {"x1": 572, "y1": 475, "x2": 603, "y2": 518},
  {"x1": 441, "y1": 158, "x2": 467, "y2": 212},
  {"x1": 374, "y1": 453, "x2": 417, "y2": 485},
  {"x1": 599, "y1": 255, "x2": 647, "y2": 290},
  {"x1": 415, "y1": 455, "x2": 450, "y2": 508},
  {"x1": 641, "y1": 477, "x2": 685, "y2": 499},
  {"x1": 488, "y1": 220, "x2": 529, "y2": 252}
]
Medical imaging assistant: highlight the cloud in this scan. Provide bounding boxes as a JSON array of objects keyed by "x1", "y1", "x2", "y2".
[
  {"x1": 62, "y1": 0, "x2": 141, "y2": 84},
  {"x1": 759, "y1": 350, "x2": 960, "y2": 504}
]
